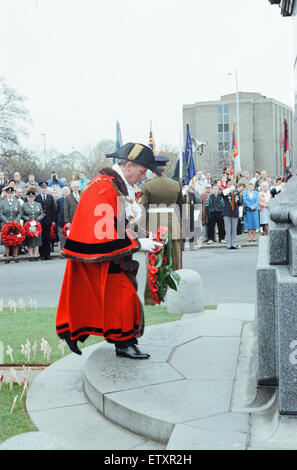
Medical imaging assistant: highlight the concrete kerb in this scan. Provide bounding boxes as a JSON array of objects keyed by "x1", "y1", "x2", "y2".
[{"x1": 0, "y1": 239, "x2": 258, "y2": 263}]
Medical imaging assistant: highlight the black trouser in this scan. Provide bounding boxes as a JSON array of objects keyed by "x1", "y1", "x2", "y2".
[
  {"x1": 208, "y1": 211, "x2": 225, "y2": 242},
  {"x1": 39, "y1": 224, "x2": 51, "y2": 258}
]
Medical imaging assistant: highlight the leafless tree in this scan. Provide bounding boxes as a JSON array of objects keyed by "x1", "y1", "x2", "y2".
[{"x1": 0, "y1": 77, "x2": 32, "y2": 156}]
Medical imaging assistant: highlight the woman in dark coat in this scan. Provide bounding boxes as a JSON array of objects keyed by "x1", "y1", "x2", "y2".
[
  {"x1": 0, "y1": 186, "x2": 22, "y2": 263},
  {"x1": 22, "y1": 187, "x2": 45, "y2": 261}
]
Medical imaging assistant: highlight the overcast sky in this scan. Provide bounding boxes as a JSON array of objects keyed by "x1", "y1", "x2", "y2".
[{"x1": 0, "y1": 0, "x2": 294, "y2": 155}]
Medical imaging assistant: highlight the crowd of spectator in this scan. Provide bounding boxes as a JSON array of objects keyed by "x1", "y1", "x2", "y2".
[
  {"x1": 0, "y1": 170, "x2": 89, "y2": 262},
  {"x1": 182, "y1": 167, "x2": 286, "y2": 249},
  {"x1": 0, "y1": 165, "x2": 287, "y2": 262}
]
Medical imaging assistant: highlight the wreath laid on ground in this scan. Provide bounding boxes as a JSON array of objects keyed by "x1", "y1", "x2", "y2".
[
  {"x1": 147, "y1": 226, "x2": 180, "y2": 305},
  {"x1": 62, "y1": 224, "x2": 71, "y2": 239},
  {"x1": 1, "y1": 222, "x2": 26, "y2": 247},
  {"x1": 50, "y1": 222, "x2": 57, "y2": 241},
  {"x1": 24, "y1": 220, "x2": 42, "y2": 239}
]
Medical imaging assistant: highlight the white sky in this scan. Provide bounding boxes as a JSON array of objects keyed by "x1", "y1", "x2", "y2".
[{"x1": 0, "y1": 0, "x2": 294, "y2": 155}]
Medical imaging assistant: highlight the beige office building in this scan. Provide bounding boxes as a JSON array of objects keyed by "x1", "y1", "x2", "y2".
[{"x1": 183, "y1": 92, "x2": 293, "y2": 178}]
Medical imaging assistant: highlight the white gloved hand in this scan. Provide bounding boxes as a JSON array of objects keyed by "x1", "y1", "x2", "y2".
[{"x1": 139, "y1": 238, "x2": 163, "y2": 253}]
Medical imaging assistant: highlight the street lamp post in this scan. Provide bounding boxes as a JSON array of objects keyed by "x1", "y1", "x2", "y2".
[
  {"x1": 228, "y1": 71, "x2": 241, "y2": 161},
  {"x1": 41, "y1": 133, "x2": 46, "y2": 167}
]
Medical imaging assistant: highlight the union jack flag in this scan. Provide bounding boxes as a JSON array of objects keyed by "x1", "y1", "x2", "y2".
[{"x1": 148, "y1": 121, "x2": 156, "y2": 154}]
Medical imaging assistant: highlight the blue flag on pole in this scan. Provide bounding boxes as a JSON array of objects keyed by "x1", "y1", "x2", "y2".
[
  {"x1": 113, "y1": 121, "x2": 123, "y2": 164},
  {"x1": 184, "y1": 123, "x2": 196, "y2": 184}
]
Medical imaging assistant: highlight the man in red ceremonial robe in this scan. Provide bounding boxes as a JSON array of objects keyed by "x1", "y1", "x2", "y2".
[{"x1": 56, "y1": 143, "x2": 162, "y2": 359}]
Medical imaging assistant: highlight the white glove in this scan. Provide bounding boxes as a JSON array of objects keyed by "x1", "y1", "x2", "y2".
[{"x1": 139, "y1": 237, "x2": 163, "y2": 253}]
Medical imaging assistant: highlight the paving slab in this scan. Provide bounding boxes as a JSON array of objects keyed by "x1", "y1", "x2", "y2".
[
  {"x1": 170, "y1": 337, "x2": 241, "y2": 381},
  {"x1": 167, "y1": 424, "x2": 248, "y2": 450},
  {"x1": 0, "y1": 432, "x2": 70, "y2": 450},
  {"x1": 103, "y1": 379, "x2": 234, "y2": 443},
  {"x1": 185, "y1": 412, "x2": 249, "y2": 433},
  {"x1": 141, "y1": 315, "x2": 243, "y2": 346},
  {"x1": 29, "y1": 403, "x2": 151, "y2": 450},
  {"x1": 85, "y1": 346, "x2": 183, "y2": 395},
  {"x1": 26, "y1": 370, "x2": 88, "y2": 412},
  {"x1": 215, "y1": 303, "x2": 256, "y2": 322}
]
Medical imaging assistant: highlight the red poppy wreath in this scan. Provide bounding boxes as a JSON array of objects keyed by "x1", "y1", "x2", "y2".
[
  {"x1": 147, "y1": 226, "x2": 180, "y2": 305},
  {"x1": 24, "y1": 220, "x2": 42, "y2": 239},
  {"x1": 1, "y1": 222, "x2": 26, "y2": 247},
  {"x1": 62, "y1": 224, "x2": 71, "y2": 238},
  {"x1": 50, "y1": 222, "x2": 56, "y2": 240}
]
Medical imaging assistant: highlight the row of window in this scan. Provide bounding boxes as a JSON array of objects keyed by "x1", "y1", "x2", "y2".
[{"x1": 218, "y1": 105, "x2": 230, "y2": 163}]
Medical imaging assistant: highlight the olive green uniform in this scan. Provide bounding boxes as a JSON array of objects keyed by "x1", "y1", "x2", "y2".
[
  {"x1": 0, "y1": 199, "x2": 22, "y2": 245},
  {"x1": 140, "y1": 175, "x2": 184, "y2": 305},
  {"x1": 22, "y1": 201, "x2": 45, "y2": 247}
]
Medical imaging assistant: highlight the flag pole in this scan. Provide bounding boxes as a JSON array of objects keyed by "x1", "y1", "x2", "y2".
[
  {"x1": 228, "y1": 71, "x2": 241, "y2": 163},
  {"x1": 179, "y1": 130, "x2": 183, "y2": 182}
]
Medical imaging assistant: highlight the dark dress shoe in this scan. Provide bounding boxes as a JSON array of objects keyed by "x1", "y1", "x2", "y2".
[
  {"x1": 29, "y1": 257, "x2": 34, "y2": 262},
  {"x1": 4, "y1": 259, "x2": 10, "y2": 264},
  {"x1": 34, "y1": 257, "x2": 39, "y2": 261},
  {"x1": 116, "y1": 345, "x2": 150, "y2": 359},
  {"x1": 14, "y1": 259, "x2": 19, "y2": 263}
]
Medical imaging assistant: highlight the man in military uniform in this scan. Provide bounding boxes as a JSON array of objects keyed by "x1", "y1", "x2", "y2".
[
  {"x1": 140, "y1": 156, "x2": 184, "y2": 305},
  {"x1": 35, "y1": 182, "x2": 57, "y2": 260}
]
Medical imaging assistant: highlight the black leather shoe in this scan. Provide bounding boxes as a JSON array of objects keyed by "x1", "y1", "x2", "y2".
[{"x1": 116, "y1": 345, "x2": 150, "y2": 359}]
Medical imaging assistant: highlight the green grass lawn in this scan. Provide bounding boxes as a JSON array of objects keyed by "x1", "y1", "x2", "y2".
[
  {"x1": 0, "y1": 304, "x2": 216, "y2": 444},
  {"x1": 0, "y1": 383, "x2": 37, "y2": 443}
]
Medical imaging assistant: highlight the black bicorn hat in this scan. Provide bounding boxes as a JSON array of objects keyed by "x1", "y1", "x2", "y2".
[
  {"x1": 155, "y1": 155, "x2": 169, "y2": 167},
  {"x1": 106, "y1": 143, "x2": 161, "y2": 176}
]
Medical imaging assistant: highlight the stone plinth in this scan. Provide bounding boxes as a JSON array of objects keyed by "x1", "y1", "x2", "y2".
[
  {"x1": 269, "y1": 220, "x2": 291, "y2": 265},
  {"x1": 276, "y1": 266, "x2": 297, "y2": 415},
  {"x1": 256, "y1": 237, "x2": 277, "y2": 385},
  {"x1": 166, "y1": 269, "x2": 204, "y2": 314}
]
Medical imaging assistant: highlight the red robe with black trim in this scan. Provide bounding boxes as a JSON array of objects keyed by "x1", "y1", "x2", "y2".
[{"x1": 56, "y1": 169, "x2": 143, "y2": 345}]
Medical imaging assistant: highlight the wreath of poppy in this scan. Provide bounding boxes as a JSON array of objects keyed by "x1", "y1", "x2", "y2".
[
  {"x1": 147, "y1": 226, "x2": 180, "y2": 305},
  {"x1": 62, "y1": 224, "x2": 71, "y2": 239},
  {"x1": 50, "y1": 222, "x2": 57, "y2": 240},
  {"x1": 1, "y1": 222, "x2": 26, "y2": 247},
  {"x1": 24, "y1": 220, "x2": 42, "y2": 239}
]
